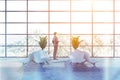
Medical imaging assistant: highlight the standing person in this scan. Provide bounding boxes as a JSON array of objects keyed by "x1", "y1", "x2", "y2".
[{"x1": 52, "y1": 32, "x2": 59, "y2": 60}]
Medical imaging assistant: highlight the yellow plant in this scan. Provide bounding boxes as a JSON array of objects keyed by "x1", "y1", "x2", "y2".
[
  {"x1": 71, "y1": 36, "x2": 83, "y2": 50},
  {"x1": 39, "y1": 36, "x2": 47, "y2": 50}
]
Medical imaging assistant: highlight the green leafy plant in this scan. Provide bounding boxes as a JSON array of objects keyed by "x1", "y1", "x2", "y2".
[
  {"x1": 71, "y1": 36, "x2": 83, "y2": 50},
  {"x1": 39, "y1": 36, "x2": 47, "y2": 50}
]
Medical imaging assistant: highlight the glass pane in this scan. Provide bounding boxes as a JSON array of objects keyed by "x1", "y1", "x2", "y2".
[
  {"x1": 93, "y1": 35, "x2": 113, "y2": 45},
  {"x1": 72, "y1": 47, "x2": 92, "y2": 56},
  {"x1": 115, "y1": 1, "x2": 120, "y2": 10},
  {"x1": 7, "y1": 35, "x2": 26, "y2": 45},
  {"x1": 50, "y1": 24, "x2": 70, "y2": 34},
  {"x1": 115, "y1": 24, "x2": 120, "y2": 34},
  {"x1": 72, "y1": 0, "x2": 92, "y2": 10},
  {"x1": 50, "y1": 35, "x2": 70, "y2": 46},
  {"x1": 72, "y1": 12, "x2": 92, "y2": 22},
  {"x1": 0, "y1": 1, "x2": 5, "y2": 11},
  {"x1": 115, "y1": 47, "x2": 120, "y2": 57},
  {"x1": 0, "y1": 24, "x2": 5, "y2": 34},
  {"x1": 93, "y1": 12, "x2": 113, "y2": 22},
  {"x1": 115, "y1": 12, "x2": 120, "y2": 22},
  {"x1": 28, "y1": 1, "x2": 48, "y2": 11},
  {"x1": 0, "y1": 12, "x2": 5, "y2": 22},
  {"x1": 28, "y1": 12, "x2": 48, "y2": 22},
  {"x1": 50, "y1": 47, "x2": 70, "y2": 57},
  {"x1": 28, "y1": 35, "x2": 48, "y2": 46},
  {"x1": 7, "y1": 1, "x2": 26, "y2": 11},
  {"x1": 93, "y1": 24, "x2": 113, "y2": 34},
  {"x1": 72, "y1": 24, "x2": 92, "y2": 34},
  {"x1": 7, "y1": 47, "x2": 27, "y2": 57},
  {"x1": 115, "y1": 35, "x2": 120, "y2": 45},
  {"x1": 50, "y1": 1, "x2": 70, "y2": 10},
  {"x1": 50, "y1": 12, "x2": 70, "y2": 22},
  {"x1": 7, "y1": 24, "x2": 27, "y2": 34},
  {"x1": 93, "y1": 1, "x2": 113, "y2": 10},
  {"x1": 0, "y1": 35, "x2": 5, "y2": 45},
  {"x1": 7, "y1": 12, "x2": 26, "y2": 22},
  {"x1": 28, "y1": 47, "x2": 48, "y2": 55},
  {"x1": 28, "y1": 24, "x2": 48, "y2": 34},
  {"x1": 0, "y1": 47, "x2": 5, "y2": 57},
  {"x1": 93, "y1": 47, "x2": 113, "y2": 57}
]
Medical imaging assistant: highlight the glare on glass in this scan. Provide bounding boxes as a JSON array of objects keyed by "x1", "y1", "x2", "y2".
[
  {"x1": 28, "y1": 24, "x2": 48, "y2": 34},
  {"x1": 79, "y1": 35, "x2": 92, "y2": 45},
  {"x1": 72, "y1": 24, "x2": 92, "y2": 34},
  {"x1": 115, "y1": 35, "x2": 120, "y2": 45},
  {"x1": 93, "y1": 35, "x2": 113, "y2": 45},
  {"x1": 7, "y1": 12, "x2": 26, "y2": 22},
  {"x1": 7, "y1": 24, "x2": 27, "y2": 34},
  {"x1": 28, "y1": 1, "x2": 48, "y2": 11},
  {"x1": 115, "y1": 24, "x2": 120, "y2": 34},
  {"x1": 0, "y1": 35, "x2": 5, "y2": 45},
  {"x1": 72, "y1": 12, "x2": 92, "y2": 22},
  {"x1": 93, "y1": 47, "x2": 113, "y2": 57},
  {"x1": 115, "y1": 47, "x2": 120, "y2": 57},
  {"x1": 0, "y1": 1, "x2": 5, "y2": 11},
  {"x1": 93, "y1": 24, "x2": 113, "y2": 34},
  {"x1": 0, "y1": 47, "x2": 5, "y2": 57},
  {"x1": 0, "y1": 12, "x2": 5, "y2": 22},
  {"x1": 50, "y1": 35, "x2": 70, "y2": 46},
  {"x1": 50, "y1": 47, "x2": 70, "y2": 57},
  {"x1": 7, "y1": 1, "x2": 26, "y2": 11},
  {"x1": 93, "y1": 12, "x2": 113, "y2": 22},
  {"x1": 7, "y1": 35, "x2": 27, "y2": 45},
  {"x1": 72, "y1": 35, "x2": 92, "y2": 45},
  {"x1": 50, "y1": 1, "x2": 70, "y2": 10},
  {"x1": 50, "y1": 12, "x2": 70, "y2": 22},
  {"x1": 28, "y1": 35, "x2": 48, "y2": 46},
  {"x1": 115, "y1": 1, "x2": 120, "y2": 10},
  {"x1": 7, "y1": 47, "x2": 27, "y2": 57},
  {"x1": 115, "y1": 12, "x2": 120, "y2": 22},
  {"x1": 0, "y1": 24, "x2": 5, "y2": 34},
  {"x1": 93, "y1": 0, "x2": 113, "y2": 10},
  {"x1": 28, "y1": 12, "x2": 48, "y2": 22},
  {"x1": 72, "y1": 0, "x2": 92, "y2": 10},
  {"x1": 50, "y1": 24, "x2": 70, "y2": 34}
]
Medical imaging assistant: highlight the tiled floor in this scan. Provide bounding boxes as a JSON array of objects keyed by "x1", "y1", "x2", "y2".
[{"x1": 1, "y1": 58, "x2": 120, "y2": 80}]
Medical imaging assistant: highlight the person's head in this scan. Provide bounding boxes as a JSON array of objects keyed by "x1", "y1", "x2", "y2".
[{"x1": 54, "y1": 32, "x2": 57, "y2": 35}]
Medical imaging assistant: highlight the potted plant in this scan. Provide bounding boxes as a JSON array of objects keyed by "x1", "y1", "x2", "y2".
[
  {"x1": 70, "y1": 36, "x2": 95, "y2": 67},
  {"x1": 39, "y1": 36, "x2": 47, "y2": 50},
  {"x1": 33, "y1": 36, "x2": 49, "y2": 64},
  {"x1": 24, "y1": 36, "x2": 49, "y2": 65}
]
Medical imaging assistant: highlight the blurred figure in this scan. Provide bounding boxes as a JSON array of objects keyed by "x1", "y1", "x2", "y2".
[{"x1": 52, "y1": 32, "x2": 59, "y2": 60}]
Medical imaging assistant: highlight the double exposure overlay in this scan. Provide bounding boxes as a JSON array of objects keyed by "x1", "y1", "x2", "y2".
[{"x1": 0, "y1": 0, "x2": 120, "y2": 57}]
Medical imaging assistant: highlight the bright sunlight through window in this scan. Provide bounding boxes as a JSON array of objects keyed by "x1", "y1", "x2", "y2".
[{"x1": 0, "y1": 0, "x2": 120, "y2": 58}]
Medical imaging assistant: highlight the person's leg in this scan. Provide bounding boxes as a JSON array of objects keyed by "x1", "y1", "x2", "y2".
[{"x1": 53, "y1": 45, "x2": 58, "y2": 59}]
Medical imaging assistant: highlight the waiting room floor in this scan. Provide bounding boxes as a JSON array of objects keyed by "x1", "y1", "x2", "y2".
[{"x1": 0, "y1": 58, "x2": 120, "y2": 80}]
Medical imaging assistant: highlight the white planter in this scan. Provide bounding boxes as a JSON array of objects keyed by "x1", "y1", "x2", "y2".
[{"x1": 69, "y1": 49, "x2": 90, "y2": 63}]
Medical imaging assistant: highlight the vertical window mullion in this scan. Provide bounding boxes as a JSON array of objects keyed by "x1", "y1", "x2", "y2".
[
  {"x1": 92, "y1": 0, "x2": 94, "y2": 57},
  {"x1": 48, "y1": 0, "x2": 50, "y2": 56},
  {"x1": 5, "y1": 0, "x2": 7, "y2": 57},
  {"x1": 27, "y1": 0, "x2": 28, "y2": 57},
  {"x1": 113, "y1": 0, "x2": 115, "y2": 57}
]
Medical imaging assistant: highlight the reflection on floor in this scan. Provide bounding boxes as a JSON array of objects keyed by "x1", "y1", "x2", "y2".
[{"x1": 0, "y1": 58, "x2": 120, "y2": 80}]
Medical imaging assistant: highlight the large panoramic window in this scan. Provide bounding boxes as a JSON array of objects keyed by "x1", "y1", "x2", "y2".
[{"x1": 0, "y1": 0, "x2": 120, "y2": 58}]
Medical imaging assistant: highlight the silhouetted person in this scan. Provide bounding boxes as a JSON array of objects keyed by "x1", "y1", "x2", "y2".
[{"x1": 52, "y1": 32, "x2": 59, "y2": 60}]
